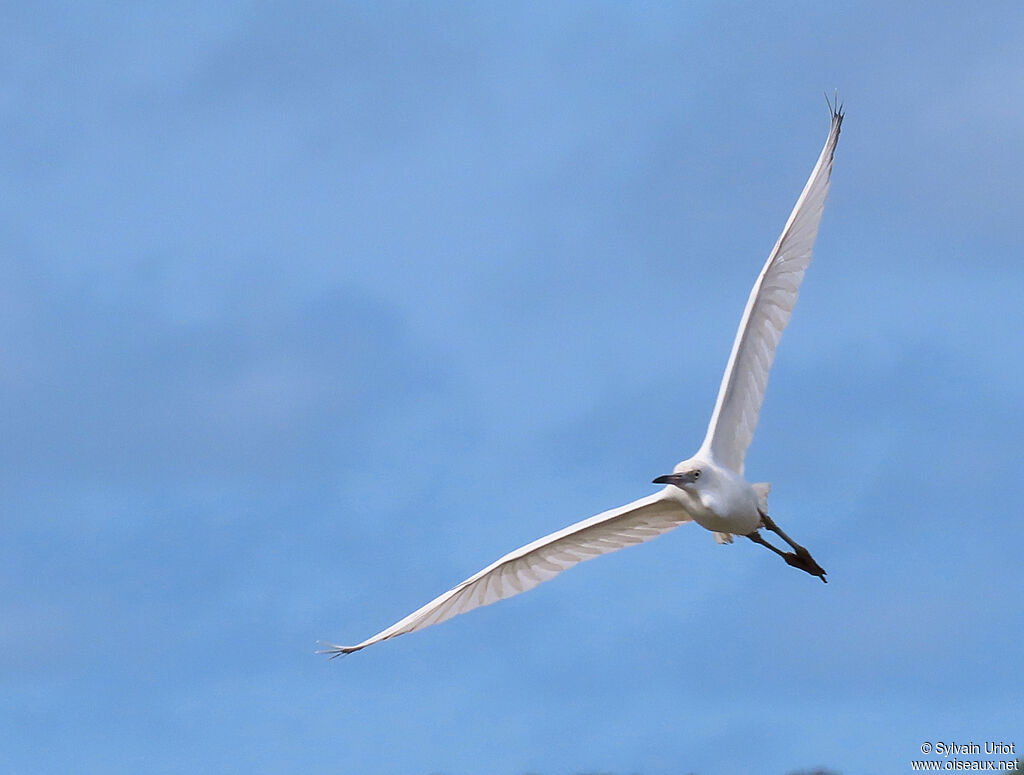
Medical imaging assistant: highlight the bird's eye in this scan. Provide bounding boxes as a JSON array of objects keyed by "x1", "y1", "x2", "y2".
[{"x1": 693, "y1": 470, "x2": 701, "y2": 478}]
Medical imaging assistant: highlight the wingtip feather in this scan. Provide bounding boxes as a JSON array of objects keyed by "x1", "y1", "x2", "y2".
[
  {"x1": 316, "y1": 640, "x2": 360, "y2": 659},
  {"x1": 824, "y1": 90, "x2": 845, "y2": 123}
]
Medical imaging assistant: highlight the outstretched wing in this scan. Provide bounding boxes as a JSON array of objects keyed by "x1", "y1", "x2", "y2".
[
  {"x1": 700, "y1": 103, "x2": 843, "y2": 474},
  {"x1": 319, "y1": 490, "x2": 691, "y2": 655}
]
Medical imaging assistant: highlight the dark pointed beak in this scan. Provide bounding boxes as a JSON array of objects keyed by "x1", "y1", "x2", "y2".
[{"x1": 652, "y1": 472, "x2": 697, "y2": 488}]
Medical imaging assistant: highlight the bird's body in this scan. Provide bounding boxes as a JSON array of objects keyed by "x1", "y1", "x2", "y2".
[
  {"x1": 662, "y1": 457, "x2": 762, "y2": 536},
  {"x1": 321, "y1": 100, "x2": 843, "y2": 657}
]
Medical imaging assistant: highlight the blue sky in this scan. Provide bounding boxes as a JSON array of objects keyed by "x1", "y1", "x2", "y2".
[{"x1": 2, "y1": 3, "x2": 1022, "y2": 774}]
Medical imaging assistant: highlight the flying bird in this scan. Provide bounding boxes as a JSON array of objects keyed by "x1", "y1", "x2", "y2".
[{"x1": 320, "y1": 99, "x2": 843, "y2": 657}]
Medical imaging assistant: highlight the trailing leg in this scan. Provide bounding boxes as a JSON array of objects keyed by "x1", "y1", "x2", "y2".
[
  {"x1": 748, "y1": 515, "x2": 828, "y2": 583},
  {"x1": 746, "y1": 529, "x2": 788, "y2": 559}
]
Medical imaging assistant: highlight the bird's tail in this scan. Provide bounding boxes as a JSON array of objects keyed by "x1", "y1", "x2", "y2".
[{"x1": 753, "y1": 482, "x2": 771, "y2": 512}]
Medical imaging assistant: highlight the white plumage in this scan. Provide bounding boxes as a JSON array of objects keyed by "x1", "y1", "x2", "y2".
[
  {"x1": 321, "y1": 101, "x2": 843, "y2": 656},
  {"x1": 700, "y1": 106, "x2": 844, "y2": 474},
  {"x1": 328, "y1": 493, "x2": 690, "y2": 653}
]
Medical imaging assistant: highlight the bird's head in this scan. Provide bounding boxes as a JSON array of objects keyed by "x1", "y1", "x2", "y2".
[{"x1": 652, "y1": 460, "x2": 707, "y2": 491}]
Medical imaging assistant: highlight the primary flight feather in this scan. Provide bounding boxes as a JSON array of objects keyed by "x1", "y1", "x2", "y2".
[{"x1": 321, "y1": 101, "x2": 843, "y2": 657}]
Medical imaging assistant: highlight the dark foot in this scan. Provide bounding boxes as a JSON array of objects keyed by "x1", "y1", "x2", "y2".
[{"x1": 782, "y1": 547, "x2": 828, "y2": 583}]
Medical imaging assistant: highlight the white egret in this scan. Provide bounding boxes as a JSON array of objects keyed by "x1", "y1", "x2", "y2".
[{"x1": 320, "y1": 99, "x2": 843, "y2": 657}]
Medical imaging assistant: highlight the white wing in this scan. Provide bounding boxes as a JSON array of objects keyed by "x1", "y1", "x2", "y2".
[
  {"x1": 319, "y1": 490, "x2": 691, "y2": 655},
  {"x1": 700, "y1": 104, "x2": 843, "y2": 474}
]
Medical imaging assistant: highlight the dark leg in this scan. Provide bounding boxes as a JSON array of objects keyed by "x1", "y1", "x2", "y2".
[
  {"x1": 749, "y1": 514, "x2": 828, "y2": 583},
  {"x1": 746, "y1": 529, "x2": 789, "y2": 559},
  {"x1": 760, "y1": 513, "x2": 804, "y2": 553}
]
